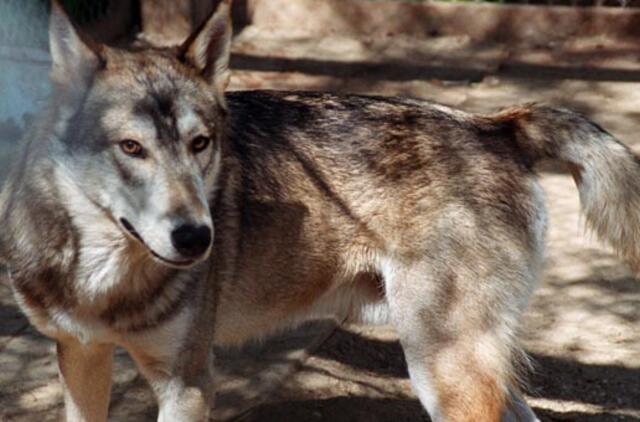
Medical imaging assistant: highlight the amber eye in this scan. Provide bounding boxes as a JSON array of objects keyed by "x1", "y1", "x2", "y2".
[
  {"x1": 191, "y1": 136, "x2": 211, "y2": 154},
  {"x1": 119, "y1": 140, "x2": 144, "y2": 157}
]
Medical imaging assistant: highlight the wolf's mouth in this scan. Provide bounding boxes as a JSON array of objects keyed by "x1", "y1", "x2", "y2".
[
  {"x1": 119, "y1": 218, "x2": 196, "y2": 267},
  {"x1": 120, "y1": 218, "x2": 143, "y2": 242}
]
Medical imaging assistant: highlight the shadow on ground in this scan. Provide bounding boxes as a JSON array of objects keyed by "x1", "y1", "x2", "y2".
[
  {"x1": 231, "y1": 53, "x2": 640, "y2": 83},
  {"x1": 239, "y1": 327, "x2": 639, "y2": 422}
]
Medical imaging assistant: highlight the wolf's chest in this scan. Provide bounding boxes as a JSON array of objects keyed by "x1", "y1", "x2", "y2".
[{"x1": 74, "y1": 236, "x2": 136, "y2": 299}]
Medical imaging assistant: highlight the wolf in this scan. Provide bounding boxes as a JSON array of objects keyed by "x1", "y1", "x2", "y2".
[{"x1": 1, "y1": 1, "x2": 639, "y2": 421}]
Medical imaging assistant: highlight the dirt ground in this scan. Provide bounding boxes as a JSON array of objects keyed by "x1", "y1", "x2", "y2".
[{"x1": 1, "y1": 10, "x2": 640, "y2": 422}]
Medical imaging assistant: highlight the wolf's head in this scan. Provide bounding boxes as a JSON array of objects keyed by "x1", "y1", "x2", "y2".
[{"x1": 48, "y1": 1, "x2": 232, "y2": 267}]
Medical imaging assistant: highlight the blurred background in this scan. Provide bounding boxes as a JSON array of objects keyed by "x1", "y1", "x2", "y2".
[{"x1": 0, "y1": 1, "x2": 639, "y2": 421}]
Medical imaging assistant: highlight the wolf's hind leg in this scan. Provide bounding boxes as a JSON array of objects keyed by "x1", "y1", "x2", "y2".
[
  {"x1": 384, "y1": 257, "x2": 538, "y2": 422},
  {"x1": 57, "y1": 339, "x2": 114, "y2": 422}
]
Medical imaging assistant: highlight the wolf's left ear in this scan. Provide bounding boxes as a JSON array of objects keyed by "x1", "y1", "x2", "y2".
[
  {"x1": 180, "y1": 0, "x2": 232, "y2": 95},
  {"x1": 49, "y1": 0, "x2": 103, "y2": 99}
]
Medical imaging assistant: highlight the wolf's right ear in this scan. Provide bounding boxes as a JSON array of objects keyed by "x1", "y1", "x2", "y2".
[
  {"x1": 180, "y1": 0, "x2": 232, "y2": 96},
  {"x1": 49, "y1": 0, "x2": 102, "y2": 98}
]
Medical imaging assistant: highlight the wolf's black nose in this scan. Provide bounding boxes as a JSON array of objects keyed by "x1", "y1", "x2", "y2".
[{"x1": 171, "y1": 224, "x2": 212, "y2": 258}]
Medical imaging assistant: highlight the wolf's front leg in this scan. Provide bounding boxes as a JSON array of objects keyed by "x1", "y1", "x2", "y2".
[
  {"x1": 56, "y1": 339, "x2": 114, "y2": 422},
  {"x1": 129, "y1": 339, "x2": 215, "y2": 422},
  {"x1": 150, "y1": 374, "x2": 213, "y2": 422}
]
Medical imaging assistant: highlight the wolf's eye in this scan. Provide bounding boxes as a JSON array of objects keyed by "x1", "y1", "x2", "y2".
[
  {"x1": 191, "y1": 136, "x2": 211, "y2": 154},
  {"x1": 119, "y1": 140, "x2": 144, "y2": 157}
]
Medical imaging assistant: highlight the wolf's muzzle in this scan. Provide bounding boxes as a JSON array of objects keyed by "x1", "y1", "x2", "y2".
[{"x1": 171, "y1": 224, "x2": 212, "y2": 258}]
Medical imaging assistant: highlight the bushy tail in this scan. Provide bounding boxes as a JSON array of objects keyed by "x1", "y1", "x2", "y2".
[{"x1": 496, "y1": 104, "x2": 640, "y2": 271}]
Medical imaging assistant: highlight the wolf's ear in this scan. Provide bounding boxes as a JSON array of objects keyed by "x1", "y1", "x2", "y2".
[
  {"x1": 49, "y1": 0, "x2": 102, "y2": 98},
  {"x1": 180, "y1": 0, "x2": 232, "y2": 95}
]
